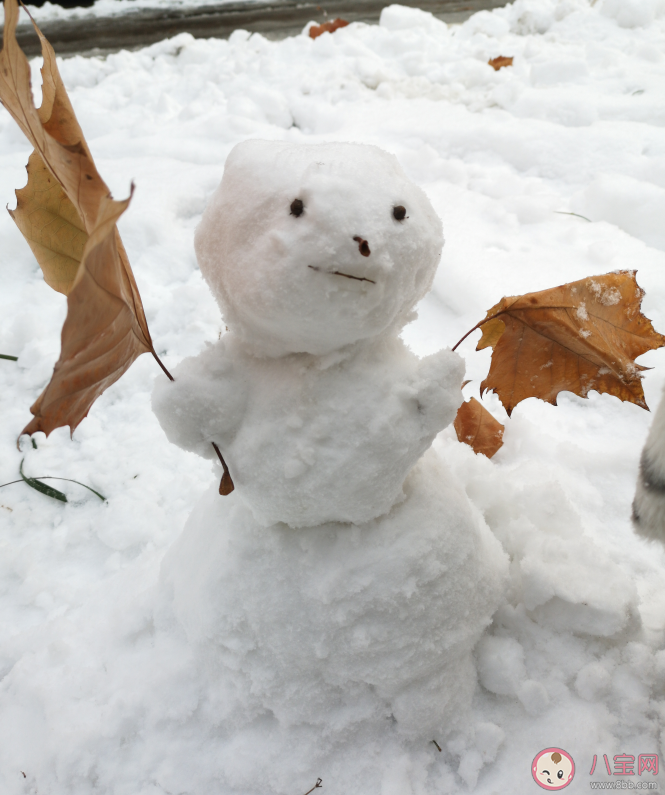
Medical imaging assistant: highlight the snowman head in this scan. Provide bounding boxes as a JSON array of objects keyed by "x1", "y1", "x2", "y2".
[{"x1": 195, "y1": 140, "x2": 444, "y2": 357}]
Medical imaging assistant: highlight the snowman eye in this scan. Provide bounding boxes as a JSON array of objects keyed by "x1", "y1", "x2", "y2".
[
  {"x1": 393, "y1": 205, "x2": 406, "y2": 221},
  {"x1": 290, "y1": 199, "x2": 304, "y2": 217}
]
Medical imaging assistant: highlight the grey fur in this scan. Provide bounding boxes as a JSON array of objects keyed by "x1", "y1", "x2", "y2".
[
  {"x1": 637, "y1": 450, "x2": 665, "y2": 496},
  {"x1": 632, "y1": 384, "x2": 665, "y2": 545},
  {"x1": 632, "y1": 450, "x2": 665, "y2": 543}
]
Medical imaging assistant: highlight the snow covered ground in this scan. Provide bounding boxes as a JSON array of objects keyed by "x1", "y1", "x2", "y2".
[{"x1": 1, "y1": 0, "x2": 665, "y2": 792}]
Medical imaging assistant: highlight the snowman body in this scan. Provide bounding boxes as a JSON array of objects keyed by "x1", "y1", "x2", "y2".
[
  {"x1": 153, "y1": 140, "x2": 507, "y2": 742},
  {"x1": 155, "y1": 332, "x2": 464, "y2": 528}
]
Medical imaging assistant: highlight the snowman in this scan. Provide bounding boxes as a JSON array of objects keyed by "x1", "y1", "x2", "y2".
[{"x1": 153, "y1": 140, "x2": 507, "y2": 744}]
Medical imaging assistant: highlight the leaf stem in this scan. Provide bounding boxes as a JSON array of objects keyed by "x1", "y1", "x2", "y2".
[
  {"x1": 211, "y1": 442, "x2": 235, "y2": 495},
  {"x1": 452, "y1": 307, "x2": 513, "y2": 352},
  {"x1": 452, "y1": 319, "x2": 489, "y2": 352},
  {"x1": 0, "y1": 354, "x2": 18, "y2": 361},
  {"x1": 151, "y1": 349, "x2": 174, "y2": 381}
]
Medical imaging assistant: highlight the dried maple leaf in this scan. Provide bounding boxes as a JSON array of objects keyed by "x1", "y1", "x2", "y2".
[
  {"x1": 488, "y1": 56, "x2": 513, "y2": 71},
  {"x1": 9, "y1": 151, "x2": 87, "y2": 294},
  {"x1": 21, "y1": 192, "x2": 152, "y2": 437},
  {"x1": 1, "y1": 1, "x2": 110, "y2": 235},
  {"x1": 454, "y1": 398, "x2": 505, "y2": 458},
  {"x1": 0, "y1": 0, "x2": 168, "y2": 437},
  {"x1": 309, "y1": 18, "x2": 349, "y2": 39},
  {"x1": 455, "y1": 271, "x2": 665, "y2": 416}
]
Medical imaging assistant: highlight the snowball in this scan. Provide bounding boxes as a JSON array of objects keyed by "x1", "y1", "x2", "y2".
[
  {"x1": 474, "y1": 722, "x2": 505, "y2": 762},
  {"x1": 517, "y1": 679, "x2": 549, "y2": 715},
  {"x1": 458, "y1": 749, "x2": 483, "y2": 789},
  {"x1": 195, "y1": 141, "x2": 444, "y2": 357},
  {"x1": 476, "y1": 635, "x2": 527, "y2": 696}
]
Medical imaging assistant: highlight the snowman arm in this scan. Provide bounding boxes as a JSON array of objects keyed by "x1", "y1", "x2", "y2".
[
  {"x1": 151, "y1": 345, "x2": 245, "y2": 460},
  {"x1": 412, "y1": 348, "x2": 465, "y2": 435}
]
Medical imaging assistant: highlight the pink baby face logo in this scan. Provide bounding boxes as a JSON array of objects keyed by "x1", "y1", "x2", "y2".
[{"x1": 532, "y1": 748, "x2": 575, "y2": 790}]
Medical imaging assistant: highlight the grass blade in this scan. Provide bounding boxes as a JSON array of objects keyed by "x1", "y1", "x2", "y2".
[
  {"x1": 1, "y1": 474, "x2": 106, "y2": 501},
  {"x1": 554, "y1": 211, "x2": 591, "y2": 222},
  {"x1": 43, "y1": 477, "x2": 106, "y2": 501},
  {"x1": 19, "y1": 459, "x2": 68, "y2": 503}
]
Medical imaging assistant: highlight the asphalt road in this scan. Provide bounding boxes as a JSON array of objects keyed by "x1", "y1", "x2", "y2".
[{"x1": 4, "y1": 0, "x2": 509, "y2": 57}]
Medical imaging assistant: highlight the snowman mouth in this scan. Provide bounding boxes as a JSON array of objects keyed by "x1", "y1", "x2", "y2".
[{"x1": 308, "y1": 265, "x2": 376, "y2": 284}]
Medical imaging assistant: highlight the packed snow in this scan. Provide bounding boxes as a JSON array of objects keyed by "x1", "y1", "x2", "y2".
[
  {"x1": 1, "y1": 0, "x2": 665, "y2": 793},
  {"x1": 153, "y1": 138, "x2": 508, "y2": 756}
]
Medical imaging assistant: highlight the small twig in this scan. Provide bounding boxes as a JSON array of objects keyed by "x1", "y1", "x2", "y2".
[
  {"x1": 308, "y1": 265, "x2": 375, "y2": 284},
  {"x1": 432, "y1": 740, "x2": 442, "y2": 752},
  {"x1": 0, "y1": 353, "x2": 18, "y2": 361},
  {"x1": 151, "y1": 350, "x2": 174, "y2": 381},
  {"x1": 304, "y1": 779, "x2": 323, "y2": 795},
  {"x1": 211, "y1": 442, "x2": 235, "y2": 495}
]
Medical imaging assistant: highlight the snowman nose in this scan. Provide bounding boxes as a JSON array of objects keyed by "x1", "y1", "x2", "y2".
[{"x1": 353, "y1": 236, "x2": 371, "y2": 257}]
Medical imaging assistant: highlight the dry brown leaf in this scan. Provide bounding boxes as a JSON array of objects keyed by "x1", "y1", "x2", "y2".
[
  {"x1": 21, "y1": 192, "x2": 153, "y2": 437},
  {"x1": 454, "y1": 398, "x2": 505, "y2": 458},
  {"x1": 309, "y1": 18, "x2": 350, "y2": 39},
  {"x1": 1, "y1": 0, "x2": 109, "y2": 233},
  {"x1": 488, "y1": 56, "x2": 513, "y2": 71},
  {"x1": 468, "y1": 271, "x2": 665, "y2": 416},
  {"x1": 9, "y1": 151, "x2": 87, "y2": 294},
  {"x1": 0, "y1": 0, "x2": 163, "y2": 437},
  {"x1": 212, "y1": 442, "x2": 235, "y2": 495}
]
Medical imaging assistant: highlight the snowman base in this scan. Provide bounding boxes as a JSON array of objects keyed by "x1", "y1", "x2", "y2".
[{"x1": 161, "y1": 449, "x2": 507, "y2": 744}]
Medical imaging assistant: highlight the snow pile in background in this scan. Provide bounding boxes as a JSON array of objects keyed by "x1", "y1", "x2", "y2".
[{"x1": 1, "y1": 0, "x2": 665, "y2": 792}]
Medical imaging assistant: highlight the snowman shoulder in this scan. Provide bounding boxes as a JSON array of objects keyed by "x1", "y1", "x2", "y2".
[{"x1": 152, "y1": 338, "x2": 248, "y2": 459}]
